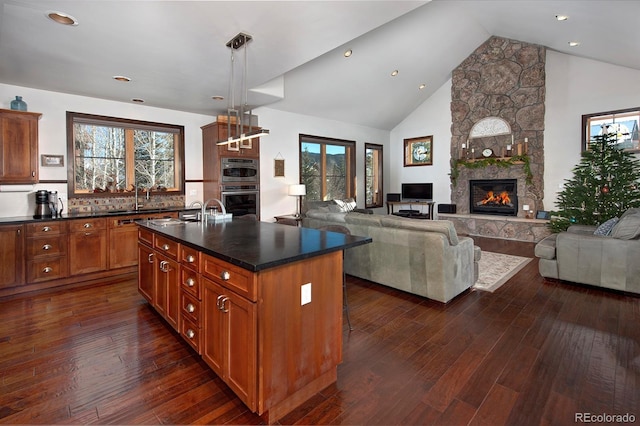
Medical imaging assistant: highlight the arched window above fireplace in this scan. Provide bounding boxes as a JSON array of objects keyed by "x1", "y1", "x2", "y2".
[{"x1": 469, "y1": 117, "x2": 511, "y2": 139}]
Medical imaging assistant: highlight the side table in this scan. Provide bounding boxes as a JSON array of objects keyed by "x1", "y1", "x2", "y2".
[{"x1": 274, "y1": 214, "x2": 303, "y2": 227}]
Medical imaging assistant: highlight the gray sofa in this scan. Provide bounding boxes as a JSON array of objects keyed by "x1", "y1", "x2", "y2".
[
  {"x1": 303, "y1": 209, "x2": 480, "y2": 303},
  {"x1": 535, "y1": 208, "x2": 640, "y2": 294}
]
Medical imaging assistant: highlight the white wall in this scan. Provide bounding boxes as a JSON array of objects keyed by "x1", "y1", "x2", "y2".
[
  {"x1": 544, "y1": 51, "x2": 640, "y2": 210},
  {"x1": 389, "y1": 79, "x2": 453, "y2": 210},
  {"x1": 255, "y1": 107, "x2": 390, "y2": 220},
  {"x1": 0, "y1": 83, "x2": 212, "y2": 218}
]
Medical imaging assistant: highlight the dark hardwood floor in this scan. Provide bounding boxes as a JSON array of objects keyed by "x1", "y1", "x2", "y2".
[{"x1": 1, "y1": 237, "x2": 638, "y2": 425}]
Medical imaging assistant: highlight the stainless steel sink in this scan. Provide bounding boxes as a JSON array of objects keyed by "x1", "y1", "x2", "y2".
[{"x1": 148, "y1": 218, "x2": 187, "y2": 226}]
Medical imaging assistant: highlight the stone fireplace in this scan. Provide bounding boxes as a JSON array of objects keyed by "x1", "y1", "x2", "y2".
[
  {"x1": 448, "y1": 36, "x2": 546, "y2": 218},
  {"x1": 440, "y1": 36, "x2": 551, "y2": 242},
  {"x1": 469, "y1": 179, "x2": 517, "y2": 216}
]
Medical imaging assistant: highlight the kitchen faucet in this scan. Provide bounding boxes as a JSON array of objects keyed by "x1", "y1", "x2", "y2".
[{"x1": 202, "y1": 199, "x2": 226, "y2": 222}]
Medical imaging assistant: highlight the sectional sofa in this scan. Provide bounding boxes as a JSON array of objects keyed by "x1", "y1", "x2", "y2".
[{"x1": 302, "y1": 207, "x2": 480, "y2": 303}]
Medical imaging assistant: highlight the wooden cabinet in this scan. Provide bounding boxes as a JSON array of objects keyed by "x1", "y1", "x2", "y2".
[
  {"x1": 69, "y1": 218, "x2": 107, "y2": 275},
  {"x1": 108, "y1": 212, "x2": 178, "y2": 270},
  {"x1": 26, "y1": 221, "x2": 68, "y2": 283},
  {"x1": 0, "y1": 109, "x2": 41, "y2": 184},
  {"x1": 0, "y1": 224, "x2": 25, "y2": 289},
  {"x1": 202, "y1": 276, "x2": 257, "y2": 409},
  {"x1": 137, "y1": 227, "x2": 180, "y2": 331},
  {"x1": 201, "y1": 117, "x2": 260, "y2": 202},
  {"x1": 137, "y1": 242, "x2": 155, "y2": 303}
]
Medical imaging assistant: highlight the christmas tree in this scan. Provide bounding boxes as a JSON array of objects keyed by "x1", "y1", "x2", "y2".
[{"x1": 550, "y1": 130, "x2": 640, "y2": 232}]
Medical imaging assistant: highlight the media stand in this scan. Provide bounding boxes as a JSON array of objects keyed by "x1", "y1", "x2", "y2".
[
  {"x1": 386, "y1": 201, "x2": 435, "y2": 220},
  {"x1": 392, "y1": 212, "x2": 431, "y2": 220}
]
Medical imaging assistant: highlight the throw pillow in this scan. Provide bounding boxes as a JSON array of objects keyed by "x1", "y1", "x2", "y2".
[
  {"x1": 610, "y1": 213, "x2": 640, "y2": 240},
  {"x1": 593, "y1": 217, "x2": 619, "y2": 236}
]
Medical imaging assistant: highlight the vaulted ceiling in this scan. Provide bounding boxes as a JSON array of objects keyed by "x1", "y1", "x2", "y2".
[{"x1": 1, "y1": 1, "x2": 638, "y2": 130}]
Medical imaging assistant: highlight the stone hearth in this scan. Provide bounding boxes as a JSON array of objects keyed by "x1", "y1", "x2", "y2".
[{"x1": 439, "y1": 213, "x2": 550, "y2": 242}]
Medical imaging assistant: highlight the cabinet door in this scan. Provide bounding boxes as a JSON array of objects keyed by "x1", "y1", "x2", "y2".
[
  {"x1": 138, "y1": 243, "x2": 155, "y2": 303},
  {"x1": 202, "y1": 277, "x2": 225, "y2": 377},
  {"x1": 109, "y1": 222, "x2": 138, "y2": 269},
  {"x1": 155, "y1": 253, "x2": 180, "y2": 331},
  {"x1": 69, "y1": 229, "x2": 107, "y2": 275},
  {"x1": 202, "y1": 277, "x2": 256, "y2": 410},
  {"x1": 0, "y1": 225, "x2": 24, "y2": 289},
  {"x1": 0, "y1": 110, "x2": 40, "y2": 183}
]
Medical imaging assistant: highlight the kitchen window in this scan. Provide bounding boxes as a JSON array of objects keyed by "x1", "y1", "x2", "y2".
[
  {"x1": 66, "y1": 112, "x2": 185, "y2": 197},
  {"x1": 365, "y1": 143, "x2": 383, "y2": 208},
  {"x1": 299, "y1": 134, "x2": 355, "y2": 202}
]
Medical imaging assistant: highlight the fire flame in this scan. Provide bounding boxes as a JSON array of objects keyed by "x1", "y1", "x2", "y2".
[{"x1": 481, "y1": 190, "x2": 511, "y2": 206}]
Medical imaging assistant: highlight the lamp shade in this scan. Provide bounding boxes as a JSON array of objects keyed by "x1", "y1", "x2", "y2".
[{"x1": 288, "y1": 184, "x2": 306, "y2": 196}]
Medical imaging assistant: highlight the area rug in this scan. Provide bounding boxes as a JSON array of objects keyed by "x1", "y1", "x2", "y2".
[{"x1": 473, "y1": 251, "x2": 533, "y2": 293}]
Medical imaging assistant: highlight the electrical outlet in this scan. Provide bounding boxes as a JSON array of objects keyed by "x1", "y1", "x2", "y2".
[
  {"x1": 189, "y1": 189, "x2": 197, "y2": 196},
  {"x1": 301, "y1": 283, "x2": 312, "y2": 305}
]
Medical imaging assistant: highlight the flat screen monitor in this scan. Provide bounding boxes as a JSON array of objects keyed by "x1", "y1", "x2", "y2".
[{"x1": 401, "y1": 183, "x2": 433, "y2": 201}]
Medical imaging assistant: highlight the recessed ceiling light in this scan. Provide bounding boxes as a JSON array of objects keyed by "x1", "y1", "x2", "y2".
[
  {"x1": 131, "y1": 98, "x2": 145, "y2": 103},
  {"x1": 212, "y1": 95, "x2": 225, "y2": 101},
  {"x1": 391, "y1": 70, "x2": 399, "y2": 77},
  {"x1": 419, "y1": 83, "x2": 426, "y2": 90},
  {"x1": 46, "y1": 11, "x2": 78, "y2": 26},
  {"x1": 555, "y1": 15, "x2": 569, "y2": 21},
  {"x1": 113, "y1": 76, "x2": 131, "y2": 82},
  {"x1": 568, "y1": 41, "x2": 580, "y2": 47},
  {"x1": 344, "y1": 49, "x2": 352, "y2": 58}
]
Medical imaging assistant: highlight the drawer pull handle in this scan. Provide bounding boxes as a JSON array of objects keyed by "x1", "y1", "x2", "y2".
[
  {"x1": 187, "y1": 303, "x2": 196, "y2": 313},
  {"x1": 220, "y1": 297, "x2": 229, "y2": 313},
  {"x1": 148, "y1": 253, "x2": 154, "y2": 264},
  {"x1": 42, "y1": 244, "x2": 52, "y2": 251},
  {"x1": 186, "y1": 277, "x2": 195, "y2": 287},
  {"x1": 42, "y1": 266, "x2": 53, "y2": 273},
  {"x1": 42, "y1": 226, "x2": 51, "y2": 232},
  {"x1": 162, "y1": 244, "x2": 170, "y2": 251},
  {"x1": 220, "y1": 271, "x2": 230, "y2": 281},
  {"x1": 186, "y1": 329, "x2": 195, "y2": 339},
  {"x1": 83, "y1": 223, "x2": 92, "y2": 228},
  {"x1": 186, "y1": 254, "x2": 195, "y2": 263},
  {"x1": 160, "y1": 260, "x2": 170, "y2": 272},
  {"x1": 216, "y1": 294, "x2": 225, "y2": 310}
]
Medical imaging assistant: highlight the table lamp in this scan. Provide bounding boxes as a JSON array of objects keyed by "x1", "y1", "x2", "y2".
[{"x1": 289, "y1": 184, "x2": 306, "y2": 217}]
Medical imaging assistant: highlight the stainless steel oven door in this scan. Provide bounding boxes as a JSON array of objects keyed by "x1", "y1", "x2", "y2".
[
  {"x1": 220, "y1": 158, "x2": 259, "y2": 183},
  {"x1": 221, "y1": 190, "x2": 259, "y2": 218}
]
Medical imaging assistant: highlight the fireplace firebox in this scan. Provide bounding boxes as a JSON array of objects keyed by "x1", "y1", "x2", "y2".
[{"x1": 469, "y1": 179, "x2": 518, "y2": 216}]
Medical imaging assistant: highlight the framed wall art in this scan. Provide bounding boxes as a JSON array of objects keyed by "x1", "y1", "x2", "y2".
[
  {"x1": 404, "y1": 135, "x2": 433, "y2": 167},
  {"x1": 41, "y1": 154, "x2": 64, "y2": 167}
]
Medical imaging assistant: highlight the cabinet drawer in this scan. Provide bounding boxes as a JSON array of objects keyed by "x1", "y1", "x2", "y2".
[
  {"x1": 26, "y1": 221, "x2": 66, "y2": 237},
  {"x1": 27, "y1": 257, "x2": 68, "y2": 283},
  {"x1": 154, "y1": 234, "x2": 179, "y2": 259},
  {"x1": 180, "y1": 245, "x2": 200, "y2": 272},
  {"x1": 181, "y1": 268, "x2": 201, "y2": 299},
  {"x1": 181, "y1": 291, "x2": 201, "y2": 324},
  {"x1": 26, "y1": 235, "x2": 67, "y2": 258},
  {"x1": 138, "y1": 227, "x2": 154, "y2": 246},
  {"x1": 180, "y1": 315, "x2": 201, "y2": 354},
  {"x1": 69, "y1": 218, "x2": 106, "y2": 232},
  {"x1": 202, "y1": 254, "x2": 256, "y2": 301}
]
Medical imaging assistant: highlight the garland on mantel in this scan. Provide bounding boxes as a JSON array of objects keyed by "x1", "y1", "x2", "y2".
[{"x1": 449, "y1": 154, "x2": 533, "y2": 187}]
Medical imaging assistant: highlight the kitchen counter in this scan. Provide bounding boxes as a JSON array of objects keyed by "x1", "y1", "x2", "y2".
[
  {"x1": 137, "y1": 218, "x2": 371, "y2": 272},
  {"x1": 0, "y1": 207, "x2": 192, "y2": 225}
]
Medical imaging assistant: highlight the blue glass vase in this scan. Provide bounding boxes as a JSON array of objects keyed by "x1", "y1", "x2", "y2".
[{"x1": 10, "y1": 96, "x2": 27, "y2": 111}]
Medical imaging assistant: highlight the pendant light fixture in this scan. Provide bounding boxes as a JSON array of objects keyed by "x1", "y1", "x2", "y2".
[{"x1": 216, "y1": 32, "x2": 270, "y2": 146}]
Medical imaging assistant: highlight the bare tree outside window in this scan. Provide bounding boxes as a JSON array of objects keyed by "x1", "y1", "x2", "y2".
[{"x1": 67, "y1": 112, "x2": 184, "y2": 197}]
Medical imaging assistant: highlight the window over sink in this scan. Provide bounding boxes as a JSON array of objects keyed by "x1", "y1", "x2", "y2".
[{"x1": 66, "y1": 112, "x2": 185, "y2": 197}]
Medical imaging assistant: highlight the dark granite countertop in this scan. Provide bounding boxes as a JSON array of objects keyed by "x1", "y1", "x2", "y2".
[
  {"x1": 0, "y1": 207, "x2": 193, "y2": 225},
  {"x1": 137, "y1": 219, "x2": 372, "y2": 272}
]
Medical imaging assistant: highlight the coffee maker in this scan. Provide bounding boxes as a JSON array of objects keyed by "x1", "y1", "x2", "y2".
[{"x1": 34, "y1": 190, "x2": 52, "y2": 219}]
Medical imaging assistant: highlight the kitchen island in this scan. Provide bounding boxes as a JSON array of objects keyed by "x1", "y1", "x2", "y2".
[{"x1": 137, "y1": 218, "x2": 371, "y2": 423}]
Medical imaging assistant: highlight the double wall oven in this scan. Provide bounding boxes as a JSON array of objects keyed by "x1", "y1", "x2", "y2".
[{"x1": 220, "y1": 157, "x2": 259, "y2": 218}]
